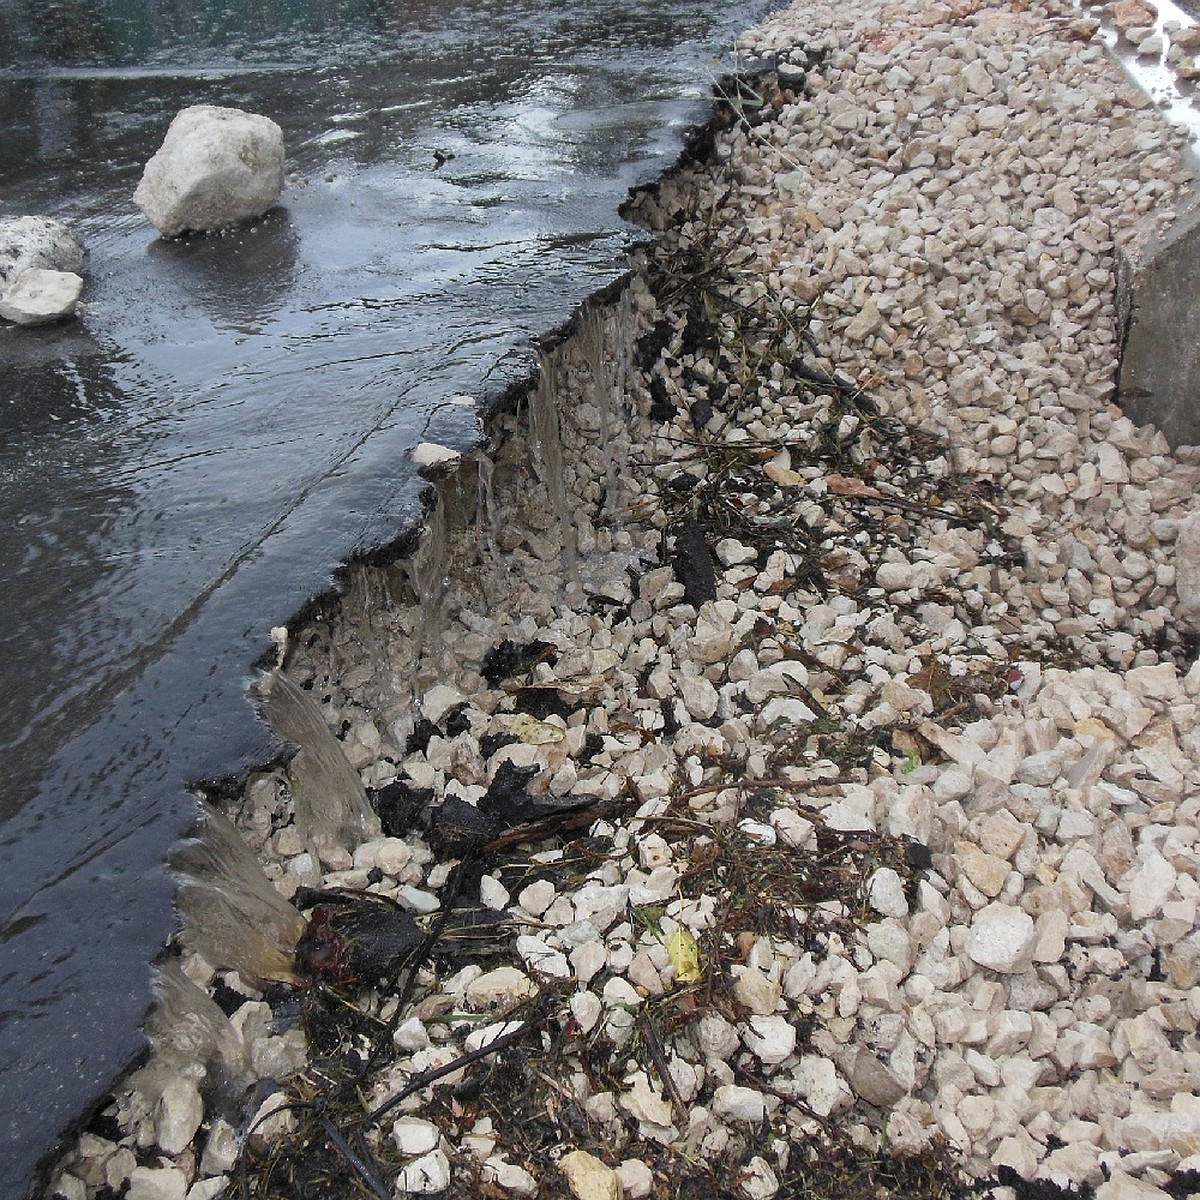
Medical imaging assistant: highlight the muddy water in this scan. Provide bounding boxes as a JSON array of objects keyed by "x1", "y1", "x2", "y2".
[{"x1": 0, "y1": 1, "x2": 770, "y2": 1192}]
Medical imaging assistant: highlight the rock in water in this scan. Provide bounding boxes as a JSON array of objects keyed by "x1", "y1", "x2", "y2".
[
  {"x1": 134, "y1": 105, "x2": 285, "y2": 237},
  {"x1": 0, "y1": 216, "x2": 85, "y2": 285},
  {"x1": 0, "y1": 268, "x2": 83, "y2": 325}
]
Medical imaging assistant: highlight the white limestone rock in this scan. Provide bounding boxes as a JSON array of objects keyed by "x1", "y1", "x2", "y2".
[
  {"x1": 572, "y1": 883, "x2": 629, "y2": 931},
  {"x1": 696, "y1": 1013, "x2": 741, "y2": 1059},
  {"x1": 479, "y1": 874, "x2": 510, "y2": 910},
  {"x1": 464, "y1": 966, "x2": 536, "y2": 1010},
  {"x1": 154, "y1": 1077, "x2": 204, "y2": 1156},
  {"x1": 559, "y1": 1149, "x2": 621, "y2": 1200},
  {"x1": 353, "y1": 836, "x2": 413, "y2": 876},
  {"x1": 518, "y1": 879, "x2": 556, "y2": 916},
  {"x1": 126, "y1": 1166, "x2": 188, "y2": 1200},
  {"x1": 0, "y1": 268, "x2": 83, "y2": 325},
  {"x1": 743, "y1": 1014, "x2": 797, "y2": 1065},
  {"x1": 955, "y1": 841, "x2": 1011, "y2": 898},
  {"x1": 740, "y1": 1156, "x2": 781, "y2": 1199},
  {"x1": 760, "y1": 696, "x2": 817, "y2": 726},
  {"x1": 1128, "y1": 850, "x2": 1177, "y2": 921},
  {"x1": 618, "y1": 1071, "x2": 674, "y2": 1127},
  {"x1": 134, "y1": 104, "x2": 285, "y2": 237},
  {"x1": 393, "y1": 1116, "x2": 441, "y2": 1156},
  {"x1": 964, "y1": 904, "x2": 1037, "y2": 974},
  {"x1": 570, "y1": 990, "x2": 602, "y2": 1035},
  {"x1": 397, "y1": 1148, "x2": 451, "y2": 1194},
  {"x1": 421, "y1": 683, "x2": 466, "y2": 723},
  {"x1": 200, "y1": 1118, "x2": 239, "y2": 1175},
  {"x1": 0, "y1": 215, "x2": 85, "y2": 285},
  {"x1": 712, "y1": 1083, "x2": 767, "y2": 1122},
  {"x1": 617, "y1": 1158, "x2": 655, "y2": 1199},
  {"x1": 485, "y1": 1160, "x2": 538, "y2": 1196},
  {"x1": 732, "y1": 965, "x2": 782, "y2": 1015},
  {"x1": 867, "y1": 867, "x2": 909, "y2": 917},
  {"x1": 1095, "y1": 1172, "x2": 1174, "y2": 1200},
  {"x1": 411, "y1": 442, "x2": 460, "y2": 467},
  {"x1": 795, "y1": 1055, "x2": 849, "y2": 1117},
  {"x1": 570, "y1": 939, "x2": 608, "y2": 984},
  {"x1": 516, "y1": 934, "x2": 570, "y2": 978},
  {"x1": 679, "y1": 673, "x2": 719, "y2": 720}
]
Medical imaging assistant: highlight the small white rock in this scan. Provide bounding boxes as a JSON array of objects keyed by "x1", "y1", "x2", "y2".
[
  {"x1": 570, "y1": 990, "x2": 603, "y2": 1034},
  {"x1": 397, "y1": 1148, "x2": 451, "y2": 1194},
  {"x1": 394, "y1": 1017, "x2": 430, "y2": 1052},
  {"x1": 795, "y1": 1056, "x2": 847, "y2": 1117},
  {"x1": 421, "y1": 684, "x2": 466, "y2": 723},
  {"x1": 559, "y1": 1149, "x2": 621, "y2": 1200},
  {"x1": 464, "y1": 966, "x2": 536, "y2": 1010},
  {"x1": 127, "y1": 1166, "x2": 187, "y2": 1200},
  {"x1": 1128, "y1": 851, "x2": 1177, "y2": 921},
  {"x1": 617, "y1": 1158, "x2": 655, "y2": 1199},
  {"x1": 518, "y1": 879, "x2": 556, "y2": 916},
  {"x1": 485, "y1": 1160, "x2": 538, "y2": 1196},
  {"x1": 732, "y1": 966, "x2": 781, "y2": 1015},
  {"x1": 393, "y1": 1116, "x2": 441, "y2": 1157},
  {"x1": 712, "y1": 1084, "x2": 767, "y2": 1122},
  {"x1": 155, "y1": 1077, "x2": 204, "y2": 1156},
  {"x1": 479, "y1": 874, "x2": 510, "y2": 910},
  {"x1": 465, "y1": 1020, "x2": 524, "y2": 1053},
  {"x1": 696, "y1": 1013, "x2": 741, "y2": 1059},
  {"x1": 866, "y1": 868, "x2": 909, "y2": 917},
  {"x1": 0, "y1": 268, "x2": 83, "y2": 325},
  {"x1": 743, "y1": 1014, "x2": 797, "y2": 1064},
  {"x1": 739, "y1": 1156, "x2": 780, "y2": 1200},
  {"x1": 411, "y1": 442, "x2": 460, "y2": 467},
  {"x1": 516, "y1": 934, "x2": 571, "y2": 978},
  {"x1": 760, "y1": 696, "x2": 817, "y2": 726},
  {"x1": 618, "y1": 1072, "x2": 674, "y2": 1126},
  {"x1": 570, "y1": 939, "x2": 608, "y2": 984},
  {"x1": 398, "y1": 885, "x2": 441, "y2": 914},
  {"x1": 964, "y1": 904, "x2": 1037, "y2": 974}
]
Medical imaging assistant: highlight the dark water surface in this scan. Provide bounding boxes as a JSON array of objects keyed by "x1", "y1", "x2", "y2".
[{"x1": 0, "y1": 0, "x2": 769, "y2": 1192}]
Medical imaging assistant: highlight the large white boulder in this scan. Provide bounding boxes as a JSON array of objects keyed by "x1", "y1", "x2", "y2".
[
  {"x1": 134, "y1": 104, "x2": 285, "y2": 237},
  {"x1": 0, "y1": 216, "x2": 85, "y2": 286},
  {"x1": 0, "y1": 268, "x2": 83, "y2": 325}
]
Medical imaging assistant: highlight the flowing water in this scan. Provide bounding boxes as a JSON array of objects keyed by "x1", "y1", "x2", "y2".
[{"x1": 0, "y1": 0, "x2": 773, "y2": 1192}]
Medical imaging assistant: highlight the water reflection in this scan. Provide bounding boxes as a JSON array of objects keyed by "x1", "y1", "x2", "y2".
[
  {"x1": 0, "y1": 345, "x2": 139, "y2": 821},
  {"x1": 145, "y1": 206, "x2": 301, "y2": 331}
]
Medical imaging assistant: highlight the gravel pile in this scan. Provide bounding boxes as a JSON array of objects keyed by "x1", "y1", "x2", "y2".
[{"x1": 48, "y1": 0, "x2": 1200, "y2": 1198}]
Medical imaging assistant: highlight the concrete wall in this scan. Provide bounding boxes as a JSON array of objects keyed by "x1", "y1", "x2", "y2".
[{"x1": 1118, "y1": 201, "x2": 1200, "y2": 448}]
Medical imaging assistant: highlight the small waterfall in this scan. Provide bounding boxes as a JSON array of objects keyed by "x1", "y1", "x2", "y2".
[
  {"x1": 581, "y1": 289, "x2": 635, "y2": 520},
  {"x1": 134, "y1": 960, "x2": 248, "y2": 1099},
  {"x1": 171, "y1": 801, "x2": 306, "y2": 984},
  {"x1": 475, "y1": 453, "x2": 500, "y2": 565},
  {"x1": 525, "y1": 290, "x2": 638, "y2": 580},
  {"x1": 261, "y1": 669, "x2": 381, "y2": 856},
  {"x1": 399, "y1": 493, "x2": 452, "y2": 698},
  {"x1": 528, "y1": 347, "x2": 579, "y2": 581}
]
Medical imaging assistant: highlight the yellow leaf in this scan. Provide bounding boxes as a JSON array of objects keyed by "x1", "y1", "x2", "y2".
[{"x1": 666, "y1": 927, "x2": 703, "y2": 984}]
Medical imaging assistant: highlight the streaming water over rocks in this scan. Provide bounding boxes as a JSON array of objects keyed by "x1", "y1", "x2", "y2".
[{"x1": 0, "y1": 0, "x2": 772, "y2": 1193}]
